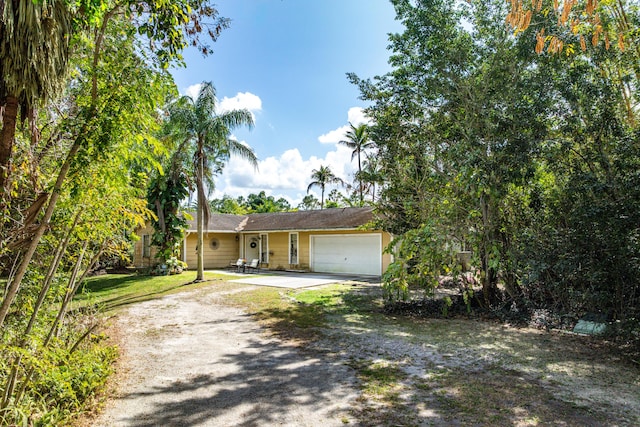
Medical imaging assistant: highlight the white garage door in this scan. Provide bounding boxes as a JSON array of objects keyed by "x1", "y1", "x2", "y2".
[{"x1": 310, "y1": 234, "x2": 381, "y2": 275}]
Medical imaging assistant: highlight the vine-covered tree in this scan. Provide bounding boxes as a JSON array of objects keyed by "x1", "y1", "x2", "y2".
[{"x1": 147, "y1": 151, "x2": 191, "y2": 264}]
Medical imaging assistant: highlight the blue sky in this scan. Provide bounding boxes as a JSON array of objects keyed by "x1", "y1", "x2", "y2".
[{"x1": 170, "y1": 0, "x2": 402, "y2": 206}]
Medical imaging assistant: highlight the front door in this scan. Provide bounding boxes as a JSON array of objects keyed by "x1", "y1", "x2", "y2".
[{"x1": 244, "y1": 234, "x2": 260, "y2": 261}]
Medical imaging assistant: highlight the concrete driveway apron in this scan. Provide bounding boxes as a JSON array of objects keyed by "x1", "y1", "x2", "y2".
[{"x1": 229, "y1": 273, "x2": 351, "y2": 289}]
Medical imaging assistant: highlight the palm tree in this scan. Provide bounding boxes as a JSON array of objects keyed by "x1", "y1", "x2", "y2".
[
  {"x1": 0, "y1": 0, "x2": 73, "y2": 195},
  {"x1": 167, "y1": 82, "x2": 257, "y2": 281},
  {"x1": 339, "y1": 123, "x2": 374, "y2": 206},
  {"x1": 306, "y1": 165, "x2": 344, "y2": 209},
  {"x1": 358, "y1": 153, "x2": 383, "y2": 202}
]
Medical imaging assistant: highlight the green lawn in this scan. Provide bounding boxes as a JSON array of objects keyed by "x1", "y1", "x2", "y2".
[{"x1": 74, "y1": 271, "x2": 239, "y2": 312}]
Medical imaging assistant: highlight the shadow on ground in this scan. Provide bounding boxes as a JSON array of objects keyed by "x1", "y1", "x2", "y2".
[{"x1": 111, "y1": 333, "x2": 355, "y2": 426}]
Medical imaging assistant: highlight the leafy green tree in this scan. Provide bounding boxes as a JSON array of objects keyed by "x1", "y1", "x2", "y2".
[
  {"x1": 210, "y1": 195, "x2": 249, "y2": 214},
  {"x1": 0, "y1": 0, "x2": 229, "y2": 328},
  {"x1": 0, "y1": 1, "x2": 234, "y2": 421},
  {"x1": 0, "y1": 0, "x2": 229, "y2": 199},
  {"x1": 306, "y1": 165, "x2": 344, "y2": 209},
  {"x1": 273, "y1": 197, "x2": 292, "y2": 211},
  {"x1": 517, "y1": 49, "x2": 640, "y2": 335},
  {"x1": 358, "y1": 153, "x2": 383, "y2": 202},
  {"x1": 339, "y1": 123, "x2": 373, "y2": 206},
  {"x1": 325, "y1": 188, "x2": 357, "y2": 208},
  {"x1": 350, "y1": 0, "x2": 552, "y2": 306},
  {"x1": 246, "y1": 191, "x2": 291, "y2": 212},
  {"x1": 297, "y1": 194, "x2": 319, "y2": 211},
  {"x1": 165, "y1": 82, "x2": 257, "y2": 281},
  {"x1": 211, "y1": 192, "x2": 291, "y2": 213},
  {"x1": 147, "y1": 151, "x2": 191, "y2": 264},
  {"x1": 505, "y1": 0, "x2": 639, "y2": 124}
]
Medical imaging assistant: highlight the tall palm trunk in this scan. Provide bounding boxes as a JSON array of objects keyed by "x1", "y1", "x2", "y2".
[
  {"x1": 357, "y1": 150, "x2": 363, "y2": 206},
  {"x1": 196, "y1": 149, "x2": 205, "y2": 281},
  {"x1": 0, "y1": 95, "x2": 19, "y2": 194}
]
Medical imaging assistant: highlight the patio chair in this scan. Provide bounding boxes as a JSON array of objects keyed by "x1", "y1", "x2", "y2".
[
  {"x1": 232, "y1": 258, "x2": 246, "y2": 273},
  {"x1": 246, "y1": 259, "x2": 260, "y2": 273}
]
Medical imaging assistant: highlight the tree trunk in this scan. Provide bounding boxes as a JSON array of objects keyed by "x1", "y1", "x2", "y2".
[
  {"x1": 0, "y1": 141, "x2": 81, "y2": 328},
  {"x1": 358, "y1": 151, "x2": 363, "y2": 206},
  {"x1": 479, "y1": 192, "x2": 499, "y2": 307},
  {"x1": 13, "y1": 242, "x2": 104, "y2": 407},
  {"x1": 23, "y1": 208, "x2": 82, "y2": 338},
  {"x1": 0, "y1": 95, "x2": 19, "y2": 196},
  {"x1": 196, "y1": 152, "x2": 204, "y2": 281}
]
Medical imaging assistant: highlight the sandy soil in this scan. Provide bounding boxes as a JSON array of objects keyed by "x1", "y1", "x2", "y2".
[
  {"x1": 93, "y1": 285, "x2": 358, "y2": 426},
  {"x1": 91, "y1": 282, "x2": 640, "y2": 427}
]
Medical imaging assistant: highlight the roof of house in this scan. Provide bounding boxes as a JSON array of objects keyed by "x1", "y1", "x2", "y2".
[
  {"x1": 186, "y1": 207, "x2": 375, "y2": 233},
  {"x1": 189, "y1": 213, "x2": 247, "y2": 232}
]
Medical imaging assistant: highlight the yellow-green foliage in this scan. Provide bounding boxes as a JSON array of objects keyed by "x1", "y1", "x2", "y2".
[{"x1": 0, "y1": 333, "x2": 118, "y2": 426}]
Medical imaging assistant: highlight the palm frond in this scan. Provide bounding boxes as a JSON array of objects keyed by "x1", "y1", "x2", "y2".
[
  {"x1": 218, "y1": 109, "x2": 254, "y2": 130},
  {"x1": 226, "y1": 138, "x2": 258, "y2": 169},
  {"x1": 194, "y1": 81, "x2": 217, "y2": 122},
  {"x1": 0, "y1": 0, "x2": 73, "y2": 109}
]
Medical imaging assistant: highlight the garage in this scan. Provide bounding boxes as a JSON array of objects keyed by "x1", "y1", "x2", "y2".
[{"x1": 310, "y1": 234, "x2": 382, "y2": 275}]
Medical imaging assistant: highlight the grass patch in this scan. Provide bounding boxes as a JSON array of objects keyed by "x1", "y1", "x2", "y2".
[
  {"x1": 425, "y1": 366, "x2": 607, "y2": 426},
  {"x1": 224, "y1": 287, "x2": 331, "y2": 341},
  {"x1": 348, "y1": 359, "x2": 416, "y2": 426},
  {"x1": 349, "y1": 359, "x2": 407, "y2": 400},
  {"x1": 74, "y1": 271, "x2": 238, "y2": 312},
  {"x1": 223, "y1": 284, "x2": 378, "y2": 342}
]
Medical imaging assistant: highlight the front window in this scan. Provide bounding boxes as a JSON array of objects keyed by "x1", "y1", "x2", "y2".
[
  {"x1": 142, "y1": 234, "x2": 151, "y2": 258},
  {"x1": 289, "y1": 232, "x2": 298, "y2": 265},
  {"x1": 260, "y1": 234, "x2": 268, "y2": 263}
]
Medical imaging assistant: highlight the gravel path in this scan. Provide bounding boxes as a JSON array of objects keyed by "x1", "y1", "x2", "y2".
[{"x1": 94, "y1": 286, "x2": 358, "y2": 427}]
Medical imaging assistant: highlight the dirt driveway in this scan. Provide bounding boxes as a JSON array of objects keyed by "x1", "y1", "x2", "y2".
[
  {"x1": 94, "y1": 284, "x2": 358, "y2": 426},
  {"x1": 92, "y1": 281, "x2": 640, "y2": 426}
]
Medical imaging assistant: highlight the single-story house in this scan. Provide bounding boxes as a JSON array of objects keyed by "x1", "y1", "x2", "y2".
[{"x1": 133, "y1": 207, "x2": 392, "y2": 276}]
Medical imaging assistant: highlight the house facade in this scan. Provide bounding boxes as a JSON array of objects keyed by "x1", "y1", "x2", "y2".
[{"x1": 134, "y1": 207, "x2": 392, "y2": 276}]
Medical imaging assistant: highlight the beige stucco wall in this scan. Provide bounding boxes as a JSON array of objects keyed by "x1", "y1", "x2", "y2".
[
  {"x1": 133, "y1": 225, "x2": 240, "y2": 270},
  {"x1": 260, "y1": 232, "x2": 292, "y2": 270},
  {"x1": 132, "y1": 224, "x2": 159, "y2": 268},
  {"x1": 133, "y1": 224, "x2": 392, "y2": 274},
  {"x1": 183, "y1": 232, "x2": 240, "y2": 269}
]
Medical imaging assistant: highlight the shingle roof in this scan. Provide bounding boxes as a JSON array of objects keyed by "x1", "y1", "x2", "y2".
[
  {"x1": 243, "y1": 207, "x2": 374, "y2": 231},
  {"x1": 185, "y1": 213, "x2": 246, "y2": 233},
  {"x1": 186, "y1": 207, "x2": 374, "y2": 233}
]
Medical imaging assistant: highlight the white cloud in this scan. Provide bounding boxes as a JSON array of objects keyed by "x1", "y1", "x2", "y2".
[
  {"x1": 184, "y1": 83, "x2": 202, "y2": 100},
  {"x1": 318, "y1": 125, "x2": 350, "y2": 144},
  {"x1": 181, "y1": 86, "x2": 263, "y2": 121},
  {"x1": 208, "y1": 106, "x2": 368, "y2": 206},
  {"x1": 212, "y1": 144, "x2": 355, "y2": 206},
  {"x1": 317, "y1": 106, "x2": 372, "y2": 144},
  {"x1": 218, "y1": 92, "x2": 262, "y2": 121},
  {"x1": 347, "y1": 106, "x2": 372, "y2": 126}
]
